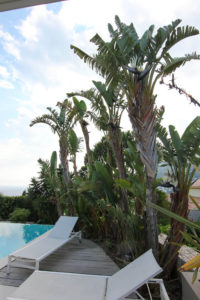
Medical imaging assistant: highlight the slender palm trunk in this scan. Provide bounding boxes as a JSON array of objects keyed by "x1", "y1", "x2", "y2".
[
  {"x1": 108, "y1": 126, "x2": 130, "y2": 214},
  {"x1": 72, "y1": 154, "x2": 78, "y2": 177},
  {"x1": 127, "y1": 79, "x2": 159, "y2": 258},
  {"x1": 59, "y1": 143, "x2": 70, "y2": 187},
  {"x1": 59, "y1": 140, "x2": 73, "y2": 215},
  {"x1": 55, "y1": 196, "x2": 62, "y2": 216},
  {"x1": 80, "y1": 121, "x2": 92, "y2": 166}
]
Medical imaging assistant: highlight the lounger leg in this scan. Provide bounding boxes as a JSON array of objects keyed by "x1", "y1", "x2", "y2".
[
  {"x1": 78, "y1": 231, "x2": 82, "y2": 243},
  {"x1": 35, "y1": 260, "x2": 39, "y2": 270},
  {"x1": 7, "y1": 256, "x2": 11, "y2": 274}
]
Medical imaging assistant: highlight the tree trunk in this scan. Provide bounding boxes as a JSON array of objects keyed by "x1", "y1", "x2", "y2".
[
  {"x1": 59, "y1": 139, "x2": 73, "y2": 215},
  {"x1": 145, "y1": 175, "x2": 159, "y2": 258},
  {"x1": 108, "y1": 126, "x2": 130, "y2": 214},
  {"x1": 55, "y1": 197, "x2": 62, "y2": 216},
  {"x1": 80, "y1": 121, "x2": 92, "y2": 166},
  {"x1": 127, "y1": 78, "x2": 159, "y2": 258},
  {"x1": 72, "y1": 154, "x2": 78, "y2": 177},
  {"x1": 161, "y1": 191, "x2": 188, "y2": 276},
  {"x1": 59, "y1": 142, "x2": 70, "y2": 187}
]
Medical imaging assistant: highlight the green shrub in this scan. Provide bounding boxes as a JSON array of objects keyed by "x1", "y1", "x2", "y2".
[
  {"x1": 156, "y1": 189, "x2": 170, "y2": 226},
  {"x1": 158, "y1": 224, "x2": 170, "y2": 234},
  {"x1": 0, "y1": 195, "x2": 16, "y2": 219},
  {"x1": 9, "y1": 208, "x2": 31, "y2": 223}
]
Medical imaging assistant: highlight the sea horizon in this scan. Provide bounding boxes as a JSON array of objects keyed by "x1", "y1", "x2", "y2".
[{"x1": 0, "y1": 186, "x2": 27, "y2": 196}]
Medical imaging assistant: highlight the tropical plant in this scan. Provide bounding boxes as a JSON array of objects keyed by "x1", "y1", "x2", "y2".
[
  {"x1": 9, "y1": 208, "x2": 30, "y2": 223},
  {"x1": 117, "y1": 138, "x2": 146, "y2": 215},
  {"x1": 71, "y1": 16, "x2": 199, "y2": 256},
  {"x1": 68, "y1": 87, "x2": 129, "y2": 214},
  {"x1": 27, "y1": 153, "x2": 67, "y2": 218},
  {"x1": 151, "y1": 201, "x2": 200, "y2": 281},
  {"x1": 156, "y1": 116, "x2": 200, "y2": 274},
  {"x1": 30, "y1": 102, "x2": 74, "y2": 212},
  {"x1": 65, "y1": 96, "x2": 93, "y2": 167},
  {"x1": 89, "y1": 136, "x2": 115, "y2": 167},
  {"x1": 68, "y1": 128, "x2": 83, "y2": 177}
]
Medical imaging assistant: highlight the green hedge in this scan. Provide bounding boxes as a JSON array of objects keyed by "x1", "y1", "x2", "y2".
[
  {"x1": 0, "y1": 195, "x2": 35, "y2": 221},
  {"x1": 9, "y1": 208, "x2": 31, "y2": 223},
  {"x1": 0, "y1": 194, "x2": 57, "y2": 224}
]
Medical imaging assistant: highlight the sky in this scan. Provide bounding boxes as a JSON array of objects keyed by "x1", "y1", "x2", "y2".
[{"x1": 0, "y1": 0, "x2": 200, "y2": 194}]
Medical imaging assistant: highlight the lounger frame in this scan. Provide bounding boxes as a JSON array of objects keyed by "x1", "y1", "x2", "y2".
[
  {"x1": 7, "y1": 231, "x2": 81, "y2": 273},
  {"x1": 7, "y1": 216, "x2": 81, "y2": 273}
]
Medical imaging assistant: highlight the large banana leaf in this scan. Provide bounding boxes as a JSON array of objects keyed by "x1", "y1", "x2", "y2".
[
  {"x1": 69, "y1": 129, "x2": 79, "y2": 155},
  {"x1": 179, "y1": 254, "x2": 200, "y2": 271},
  {"x1": 93, "y1": 81, "x2": 114, "y2": 107},
  {"x1": 149, "y1": 202, "x2": 200, "y2": 231},
  {"x1": 73, "y1": 97, "x2": 87, "y2": 117}
]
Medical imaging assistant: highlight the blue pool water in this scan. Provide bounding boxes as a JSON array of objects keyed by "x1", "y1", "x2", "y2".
[{"x1": 0, "y1": 222, "x2": 53, "y2": 259}]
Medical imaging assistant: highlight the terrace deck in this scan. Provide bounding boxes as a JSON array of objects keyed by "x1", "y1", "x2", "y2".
[{"x1": 0, "y1": 239, "x2": 119, "y2": 287}]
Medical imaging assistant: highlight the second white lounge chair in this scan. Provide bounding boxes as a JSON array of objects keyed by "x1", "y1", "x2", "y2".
[
  {"x1": 6, "y1": 249, "x2": 169, "y2": 300},
  {"x1": 7, "y1": 216, "x2": 81, "y2": 273}
]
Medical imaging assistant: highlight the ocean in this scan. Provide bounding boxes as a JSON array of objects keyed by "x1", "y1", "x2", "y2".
[{"x1": 0, "y1": 186, "x2": 26, "y2": 196}]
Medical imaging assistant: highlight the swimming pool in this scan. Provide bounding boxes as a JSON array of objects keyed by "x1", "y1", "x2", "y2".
[{"x1": 0, "y1": 222, "x2": 53, "y2": 259}]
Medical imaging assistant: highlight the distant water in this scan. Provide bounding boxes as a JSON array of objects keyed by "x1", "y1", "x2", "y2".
[{"x1": 0, "y1": 186, "x2": 26, "y2": 196}]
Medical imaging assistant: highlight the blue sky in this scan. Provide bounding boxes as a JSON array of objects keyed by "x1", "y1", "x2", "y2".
[{"x1": 0, "y1": 0, "x2": 200, "y2": 193}]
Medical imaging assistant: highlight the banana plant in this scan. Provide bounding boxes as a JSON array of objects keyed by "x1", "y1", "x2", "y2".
[
  {"x1": 150, "y1": 200, "x2": 200, "y2": 282},
  {"x1": 156, "y1": 116, "x2": 200, "y2": 275},
  {"x1": 71, "y1": 15, "x2": 199, "y2": 256},
  {"x1": 68, "y1": 87, "x2": 130, "y2": 214},
  {"x1": 116, "y1": 139, "x2": 146, "y2": 216},
  {"x1": 78, "y1": 161, "x2": 118, "y2": 206}
]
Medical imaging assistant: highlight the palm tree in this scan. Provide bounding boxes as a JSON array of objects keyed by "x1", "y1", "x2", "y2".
[
  {"x1": 68, "y1": 86, "x2": 130, "y2": 214},
  {"x1": 156, "y1": 117, "x2": 200, "y2": 274},
  {"x1": 68, "y1": 128, "x2": 83, "y2": 177},
  {"x1": 30, "y1": 102, "x2": 74, "y2": 212},
  {"x1": 65, "y1": 95, "x2": 93, "y2": 167},
  {"x1": 71, "y1": 16, "x2": 199, "y2": 256}
]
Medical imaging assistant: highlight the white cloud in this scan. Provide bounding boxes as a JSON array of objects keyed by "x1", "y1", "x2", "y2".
[
  {"x1": 0, "y1": 79, "x2": 14, "y2": 89},
  {"x1": 0, "y1": 65, "x2": 9, "y2": 79},
  {"x1": 0, "y1": 223, "x2": 23, "y2": 238}
]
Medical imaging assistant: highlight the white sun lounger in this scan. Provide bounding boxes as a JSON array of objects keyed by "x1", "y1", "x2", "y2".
[
  {"x1": 6, "y1": 249, "x2": 169, "y2": 300},
  {"x1": 7, "y1": 216, "x2": 81, "y2": 273}
]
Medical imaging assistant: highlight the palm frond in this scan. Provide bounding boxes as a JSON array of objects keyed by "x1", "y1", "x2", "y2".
[
  {"x1": 163, "y1": 25, "x2": 199, "y2": 54},
  {"x1": 181, "y1": 116, "x2": 200, "y2": 162},
  {"x1": 30, "y1": 115, "x2": 58, "y2": 133},
  {"x1": 153, "y1": 19, "x2": 182, "y2": 55},
  {"x1": 46, "y1": 107, "x2": 59, "y2": 121},
  {"x1": 71, "y1": 44, "x2": 111, "y2": 79},
  {"x1": 160, "y1": 53, "x2": 200, "y2": 77}
]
